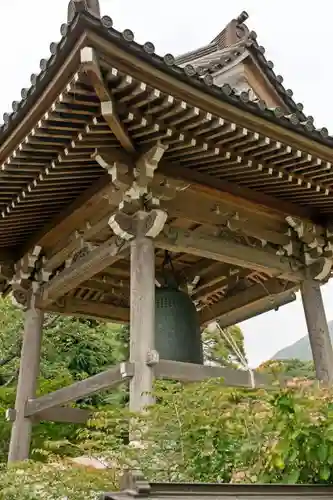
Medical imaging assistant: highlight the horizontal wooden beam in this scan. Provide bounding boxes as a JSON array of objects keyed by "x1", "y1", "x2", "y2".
[
  {"x1": 25, "y1": 362, "x2": 134, "y2": 416},
  {"x1": 38, "y1": 237, "x2": 129, "y2": 308},
  {"x1": 216, "y1": 290, "x2": 297, "y2": 328},
  {"x1": 44, "y1": 296, "x2": 130, "y2": 323},
  {"x1": 199, "y1": 278, "x2": 297, "y2": 326},
  {"x1": 154, "y1": 360, "x2": 268, "y2": 388},
  {"x1": 7, "y1": 406, "x2": 92, "y2": 425},
  {"x1": 155, "y1": 227, "x2": 303, "y2": 282},
  {"x1": 35, "y1": 406, "x2": 92, "y2": 424}
]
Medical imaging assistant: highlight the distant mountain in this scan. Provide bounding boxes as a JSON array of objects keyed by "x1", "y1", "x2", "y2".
[{"x1": 272, "y1": 320, "x2": 333, "y2": 361}]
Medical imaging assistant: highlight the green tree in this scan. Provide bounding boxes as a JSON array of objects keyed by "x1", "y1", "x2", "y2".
[
  {"x1": 202, "y1": 323, "x2": 246, "y2": 368},
  {"x1": 257, "y1": 359, "x2": 315, "y2": 379}
]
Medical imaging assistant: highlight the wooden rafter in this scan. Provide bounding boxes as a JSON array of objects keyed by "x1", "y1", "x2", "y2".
[
  {"x1": 80, "y1": 47, "x2": 135, "y2": 152},
  {"x1": 199, "y1": 278, "x2": 297, "y2": 326}
]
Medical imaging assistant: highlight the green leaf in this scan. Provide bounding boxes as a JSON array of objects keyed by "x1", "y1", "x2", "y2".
[{"x1": 320, "y1": 465, "x2": 331, "y2": 481}]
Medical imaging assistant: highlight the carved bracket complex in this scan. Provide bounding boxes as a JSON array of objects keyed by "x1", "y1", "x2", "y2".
[
  {"x1": 95, "y1": 142, "x2": 170, "y2": 241},
  {"x1": 9, "y1": 246, "x2": 51, "y2": 309},
  {"x1": 284, "y1": 216, "x2": 333, "y2": 282}
]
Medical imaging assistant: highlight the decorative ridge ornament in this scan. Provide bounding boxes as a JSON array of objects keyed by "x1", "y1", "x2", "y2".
[{"x1": 67, "y1": 0, "x2": 101, "y2": 24}]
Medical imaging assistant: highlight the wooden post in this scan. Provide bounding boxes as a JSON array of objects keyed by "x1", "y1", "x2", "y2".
[
  {"x1": 129, "y1": 215, "x2": 155, "y2": 413},
  {"x1": 301, "y1": 279, "x2": 333, "y2": 384},
  {"x1": 8, "y1": 291, "x2": 44, "y2": 463}
]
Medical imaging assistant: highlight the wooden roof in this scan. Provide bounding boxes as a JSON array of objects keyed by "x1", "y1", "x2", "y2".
[
  {"x1": 0, "y1": 3, "x2": 332, "y2": 324},
  {"x1": 176, "y1": 12, "x2": 305, "y2": 115}
]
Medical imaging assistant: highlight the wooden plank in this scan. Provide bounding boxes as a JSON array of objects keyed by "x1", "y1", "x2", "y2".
[
  {"x1": 25, "y1": 362, "x2": 134, "y2": 416},
  {"x1": 217, "y1": 290, "x2": 296, "y2": 328},
  {"x1": 38, "y1": 237, "x2": 129, "y2": 307},
  {"x1": 8, "y1": 294, "x2": 44, "y2": 463},
  {"x1": 301, "y1": 280, "x2": 333, "y2": 384},
  {"x1": 199, "y1": 279, "x2": 297, "y2": 326},
  {"x1": 35, "y1": 406, "x2": 92, "y2": 424},
  {"x1": 45, "y1": 297, "x2": 130, "y2": 323},
  {"x1": 154, "y1": 360, "x2": 268, "y2": 388},
  {"x1": 155, "y1": 228, "x2": 303, "y2": 282},
  {"x1": 7, "y1": 406, "x2": 93, "y2": 424}
]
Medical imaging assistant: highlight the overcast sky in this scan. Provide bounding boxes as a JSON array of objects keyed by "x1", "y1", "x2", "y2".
[{"x1": 1, "y1": 0, "x2": 332, "y2": 367}]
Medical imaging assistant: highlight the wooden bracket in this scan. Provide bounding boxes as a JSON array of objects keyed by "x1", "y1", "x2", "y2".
[
  {"x1": 285, "y1": 216, "x2": 333, "y2": 282},
  {"x1": 109, "y1": 209, "x2": 168, "y2": 241},
  {"x1": 10, "y1": 246, "x2": 43, "y2": 310},
  {"x1": 80, "y1": 47, "x2": 135, "y2": 152}
]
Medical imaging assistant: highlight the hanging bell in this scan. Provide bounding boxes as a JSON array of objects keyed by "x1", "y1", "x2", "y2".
[{"x1": 155, "y1": 284, "x2": 203, "y2": 365}]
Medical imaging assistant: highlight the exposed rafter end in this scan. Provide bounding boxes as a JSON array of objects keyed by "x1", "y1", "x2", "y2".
[{"x1": 80, "y1": 46, "x2": 135, "y2": 152}]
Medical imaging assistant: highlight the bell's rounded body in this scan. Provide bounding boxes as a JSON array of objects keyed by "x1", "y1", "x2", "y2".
[{"x1": 155, "y1": 286, "x2": 203, "y2": 364}]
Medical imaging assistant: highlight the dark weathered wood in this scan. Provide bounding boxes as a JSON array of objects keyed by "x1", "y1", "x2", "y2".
[
  {"x1": 129, "y1": 218, "x2": 156, "y2": 413},
  {"x1": 301, "y1": 280, "x2": 333, "y2": 384},
  {"x1": 199, "y1": 278, "x2": 297, "y2": 326},
  {"x1": 154, "y1": 360, "x2": 268, "y2": 387},
  {"x1": 155, "y1": 228, "x2": 303, "y2": 282},
  {"x1": 8, "y1": 293, "x2": 44, "y2": 463},
  {"x1": 38, "y1": 237, "x2": 129, "y2": 307},
  {"x1": 25, "y1": 362, "x2": 134, "y2": 416}
]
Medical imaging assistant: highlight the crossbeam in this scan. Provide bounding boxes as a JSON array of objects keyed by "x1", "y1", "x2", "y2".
[
  {"x1": 155, "y1": 360, "x2": 268, "y2": 387},
  {"x1": 7, "y1": 406, "x2": 92, "y2": 425},
  {"x1": 25, "y1": 362, "x2": 134, "y2": 417},
  {"x1": 199, "y1": 278, "x2": 297, "y2": 326},
  {"x1": 38, "y1": 236, "x2": 129, "y2": 308},
  {"x1": 155, "y1": 228, "x2": 303, "y2": 282},
  {"x1": 46, "y1": 296, "x2": 130, "y2": 323},
  {"x1": 216, "y1": 289, "x2": 296, "y2": 328}
]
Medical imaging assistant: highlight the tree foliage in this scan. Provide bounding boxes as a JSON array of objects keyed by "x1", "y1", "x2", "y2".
[
  {"x1": 202, "y1": 323, "x2": 246, "y2": 368},
  {"x1": 0, "y1": 297, "x2": 330, "y2": 498}
]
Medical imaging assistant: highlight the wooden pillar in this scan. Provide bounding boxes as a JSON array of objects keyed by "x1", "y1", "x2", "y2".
[
  {"x1": 8, "y1": 292, "x2": 44, "y2": 463},
  {"x1": 301, "y1": 279, "x2": 333, "y2": 384},
  {"x1": 129, "y1": 218, "x2": 155, "y2": 413}
]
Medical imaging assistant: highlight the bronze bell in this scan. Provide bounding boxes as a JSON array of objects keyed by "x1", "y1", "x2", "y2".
[{"x1": 155, "y1": 282, "x2": 203, "y2": 365}]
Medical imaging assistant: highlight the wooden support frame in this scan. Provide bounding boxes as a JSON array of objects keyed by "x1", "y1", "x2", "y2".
[
  {"x1": 129, "y1": 215, "x2": 156, "y2": 413},
  {"x1": 7, "y1": 406, "x2": 92, "y2": 425},
  {"x1": 154, "y1": 360, "x2": 268, "y2": 387},
  {"x1": 216, "y1": 289, "x2": 296, "y2": 328},
  {"x1": 25, "y1": 362, "x2": 134, "y2": 417},
  {"x1": 199, "y1": 278, "x2": 297, "y2": 326},
  {"x1": 46, "y1": 296, "x2": 130, "y2": 323},
  {"x1": 8, "y1": 290, "x2": 44, "y2": 463},
  {"x1": 301, "y1": 280, "x2": 333, "y2": 384},
  {"x1": 38, "y1": 236, "x2": 129, "y2": 308},
  {"x1": 7, "y1": 359, "x2": 271, "y2": 428},
  {"x1": 155, "y1": 227, "x2": 303, "y2": 282}
]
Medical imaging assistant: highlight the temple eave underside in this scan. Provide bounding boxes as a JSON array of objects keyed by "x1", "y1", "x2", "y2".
[{"x1": 1, "y1": 20, "x2": 333, "y2": 326}]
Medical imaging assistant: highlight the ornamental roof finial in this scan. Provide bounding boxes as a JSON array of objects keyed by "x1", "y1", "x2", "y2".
[{"x1": 67, "y1": 0, "x2": 101, "y2": 24}]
